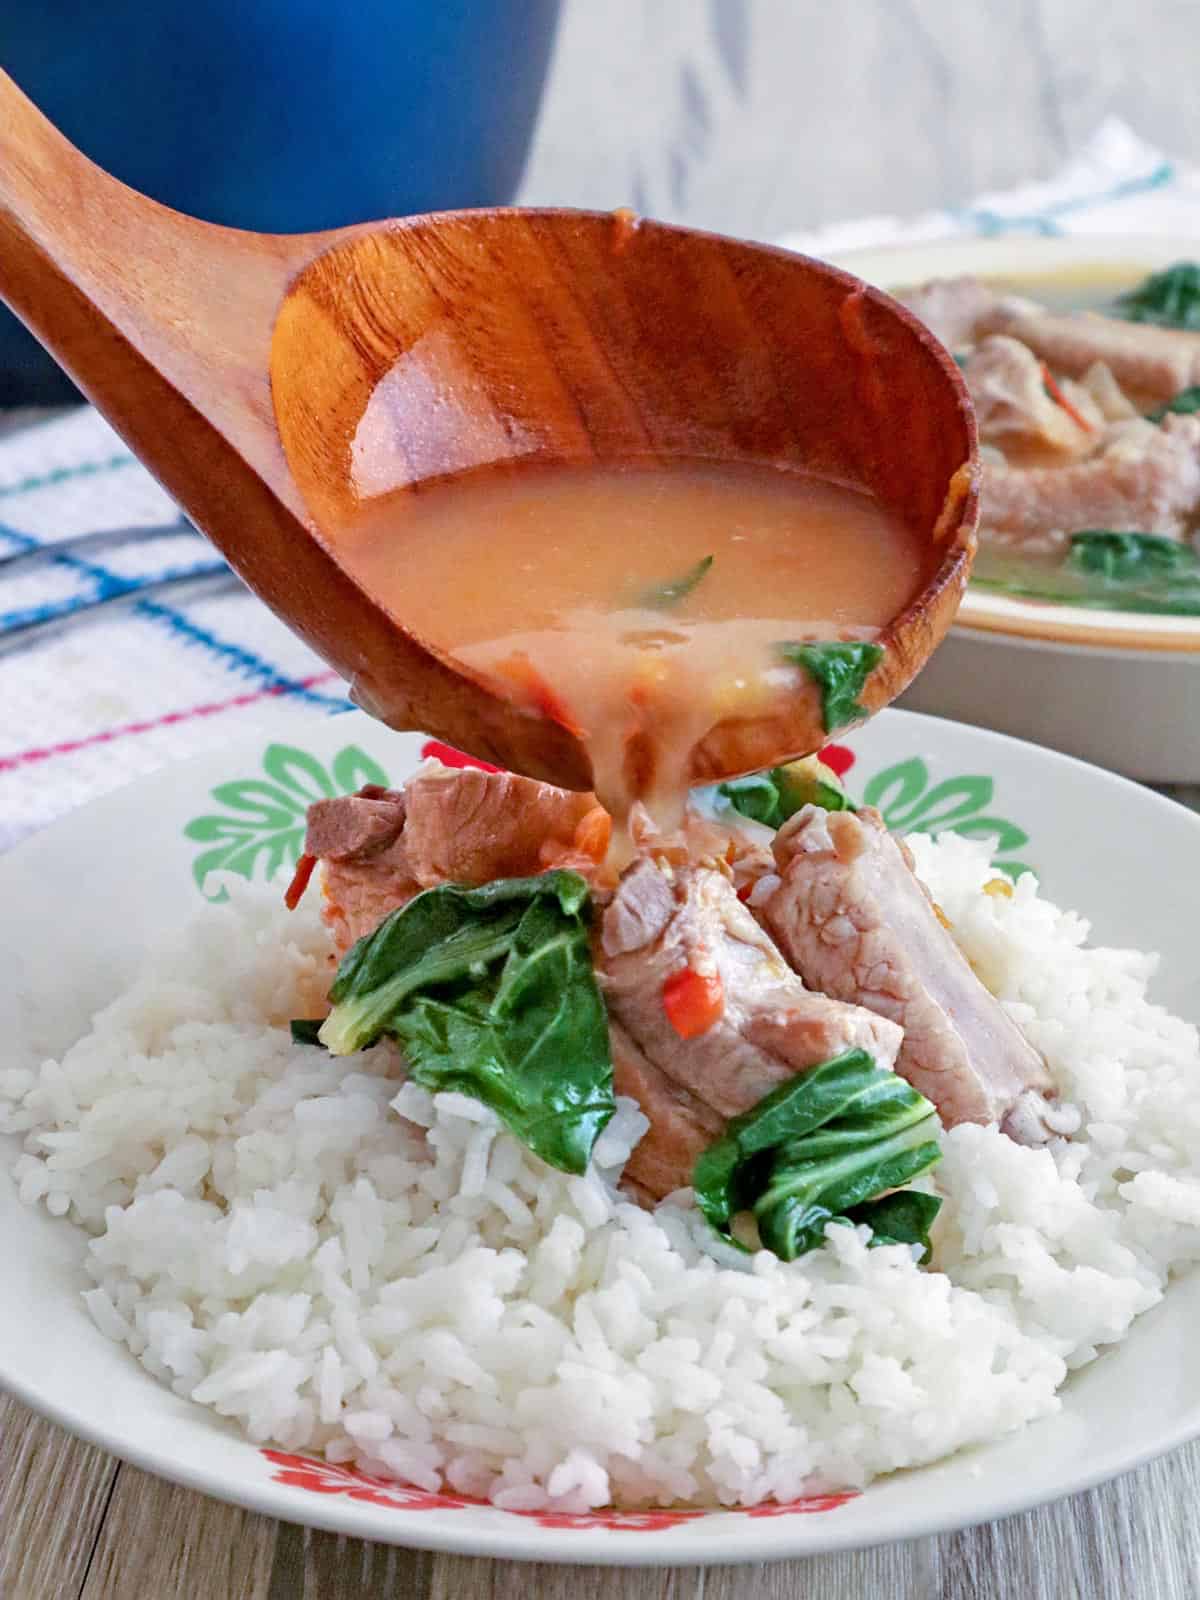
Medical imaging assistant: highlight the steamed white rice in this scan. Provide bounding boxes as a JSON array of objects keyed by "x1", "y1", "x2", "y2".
[{"x1": 3, "y1": 835, "x2": 1199, "y2": 1511}]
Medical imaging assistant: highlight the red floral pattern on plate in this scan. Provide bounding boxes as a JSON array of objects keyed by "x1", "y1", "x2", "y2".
[
  {"x1": 262, "y1": 1451, "x2": 856, "y2": 1529},
  {"x1": 818, "y1": 743, "x2": 856, "y2": 778},
  {"x1": 743, "y1": 1493, "x2": 859, "y2": 1517}
]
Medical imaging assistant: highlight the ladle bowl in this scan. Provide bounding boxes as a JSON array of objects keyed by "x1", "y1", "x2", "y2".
[{"x1": 0, "y1": 69, "x2": 979, "y2": 790}]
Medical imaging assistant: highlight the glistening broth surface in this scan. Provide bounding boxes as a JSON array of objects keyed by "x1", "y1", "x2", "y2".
[{"x1": 337, "y1": 461, "x2": 926, "y2": 823}]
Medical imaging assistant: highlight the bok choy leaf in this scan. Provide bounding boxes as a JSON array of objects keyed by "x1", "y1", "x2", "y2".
[
  {"x1": 692, "y1": 1048, "x2": 942, "y2": 1263},
  {"x1": 1113, "y1": 262, "x2": 1200, "y2": 330},
  {"x1": 1146, "y1": 385, "x2": 1200, "y2": 423},
  {"x1": 776, "y1": 641, "x2": 883, "y2": 733},
  {"x1": 718, "y1": 755, "x2": 855, "y2": 830},
  {"x1": 1067, "y1": 529, "x2": 1199, "y2": 582},
  {"x1": 318, "y1": 870, "x2": 615, "y2": 1175},
  {"x1": 971, "y1": 539, "x2": 1200, "y2": 617}
]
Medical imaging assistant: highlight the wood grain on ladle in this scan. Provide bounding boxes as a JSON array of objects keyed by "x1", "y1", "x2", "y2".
[{"x1": 0, "y1": 67, "x2": 978, "y2": 788}]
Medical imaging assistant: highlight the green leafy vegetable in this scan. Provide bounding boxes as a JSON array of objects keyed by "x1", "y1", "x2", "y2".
[
  {"x1": 718, "y1": 755, "x2": 855, "y2": 830},
  {"x1": 290, "y1": 1019, "x2": 326, "y2": 1046},
  {"x1": 846, "y1": 1189, "x2": 943, "y2": 1262},
  {"x1": 755, "y1": 1136, "x2": 942, "y2": 1260},
  {"x1": 715, "y1": 771, "x2": 781, "y2": 827},
  {"x1": 692, "y1": 1048, "x2": 942, "y2": 1263},
  {"x1": 1146, "y1": 385, "x2": 1200, "y2": 423},
  {"x1": 1068, "y1": 530, "x2": 1198, "y2": 581},
  {"x1": 1113, "y1": 262, "x2": 1200, "y2": 329},
  {"x1": 319, "y1": 870, "x2": 615, "y2": 1175},
  {"x1": 638, "y1": 555, "x2": 714, "y2": 609},
  {"x1": 777, "y1": 641, "x2": 884, "y2": 733},
  {"x1": 972, "y1": 539, "x2": 1200, "y2": 617}
]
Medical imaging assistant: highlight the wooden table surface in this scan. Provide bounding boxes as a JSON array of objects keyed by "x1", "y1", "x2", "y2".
[{"x1": 6, "y1": 2, "x2": 1200, "y2": 1595}]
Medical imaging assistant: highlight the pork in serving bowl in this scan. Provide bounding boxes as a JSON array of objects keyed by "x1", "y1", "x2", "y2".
[{"x1": 900, "y1": 262, "x2": 1200, "y2": 618}]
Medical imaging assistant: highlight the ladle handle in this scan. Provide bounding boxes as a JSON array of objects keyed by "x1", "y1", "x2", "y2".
[{"x1": 0, "y1": 68, "x2": 315, "y2": 506}]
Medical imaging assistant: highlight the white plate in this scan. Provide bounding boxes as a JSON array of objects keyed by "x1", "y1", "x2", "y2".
[
  {"x1": 827, "y1": 235, "x2": 1200, "y2": 780},
  {"x1": 2, "y1": 709, "x2": 1198, "y2": 1564}
]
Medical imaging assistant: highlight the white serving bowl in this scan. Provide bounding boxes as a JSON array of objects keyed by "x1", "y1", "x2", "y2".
[
  {"x1": 831, "y1": 235, "x2": 1200, "y2": 783},
  {"x1": 2, "y1": 709, "x2": 1199, "y2": 1564}
]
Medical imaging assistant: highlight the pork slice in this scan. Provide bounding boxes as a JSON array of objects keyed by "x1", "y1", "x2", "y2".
[
  {"x1": 306, "y1": 765, "x2": 599, "y2": 955},
  {"x1": 303, "y1": 787, "x2": 419, "y2": 954},
  {"x1": 316, "y1": 841, "x2": 420, "y2": 958},
  {"x1": 764, "y1": 806, "x2": 1055, "y2": 1141},
  {"x1": 599, "y1": 858, "x2": 903, "y2": 1198},
  {"x1": 997, "y1": 309, "x2": 1200, "y2": 405},
  {"x1": 965, "y1": 335, "x2": 1098, "y2": 460},
  {"x1": 609, "y1": 1020, "x2": 725, "y2": 1200},
  {"x1": 626, "y1": 802, "x2": 777, "y2": 902},
  {"x1": 899, "y1": 276, "x2": 1040, "y2": 353},
  {"x1": 981, "y1": 413, "x2": 1200, "y2": 550},
  {"x1": 401, "y1": 766, "x2": 597, "y2": 887},
  {"x1": 1080, "y1": 361, "x2": 1139, "y2": 422},
  {"x1": 306, "y1": 790, "x2": 406, "y2": 860}
]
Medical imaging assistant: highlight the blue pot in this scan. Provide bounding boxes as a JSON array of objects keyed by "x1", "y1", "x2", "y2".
[{"x1": 0, "y1": 0, "x2": 561, "y2": 400}]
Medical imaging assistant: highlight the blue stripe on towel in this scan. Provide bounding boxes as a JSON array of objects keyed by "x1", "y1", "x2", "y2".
[
  {"x1": 0, "y1": 453, "x2": 136, "y2": 501},
  {"x1": 0, "y1": 566, "x2": 224, "y2": 631},
  {"x1": 950, "y1": 160, "x2": 1176, "y2": 237},
  {"x1": 134, "y1": 599, "x2": 353, "y2": 710},
  {"x1": 0, "y1": 518, "x2": 352, "y2": 712}
]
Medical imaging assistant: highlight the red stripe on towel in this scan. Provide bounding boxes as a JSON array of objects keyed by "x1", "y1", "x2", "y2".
[{"x1": 0, "y1": 672, "x2": 342, "y2": 773}]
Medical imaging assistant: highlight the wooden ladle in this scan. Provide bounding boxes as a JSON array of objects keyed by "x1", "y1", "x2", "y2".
[{"x1": 0, "y1": 69, "x2": 979, "y2": 791}]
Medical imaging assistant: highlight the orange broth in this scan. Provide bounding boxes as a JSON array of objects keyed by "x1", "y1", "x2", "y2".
[{"x1": 336, "y1": 460, "x2": 926, "y2": 829}]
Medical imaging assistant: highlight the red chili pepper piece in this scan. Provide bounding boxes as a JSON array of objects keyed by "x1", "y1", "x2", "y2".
[
  {"x1": 284, "y1": 852, "x2": 317, "y2": 911},
  {"x1": 819, "y1": 743, "x2": 855, "y2": 778},
  {"x1": 419, "y1": 740, "x2": 501, "y2": 773},
  {"x1": 662, "y1": 967, "x2": 725, "y2": 1040},
  {"x1": 1041, "y1": 363, "x2": 1094, "y2": 432}
]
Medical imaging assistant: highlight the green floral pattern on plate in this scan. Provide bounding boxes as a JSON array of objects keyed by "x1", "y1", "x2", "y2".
[
  {"x1": 862, "y1": 758, "x2": 1031, "y2": 880},
  {"x1": 185, "y1": 743, "x2": 391, "y2": 898},
  {"x1": 183, "y1": 743, "x2": 1032, "y2": 894}
]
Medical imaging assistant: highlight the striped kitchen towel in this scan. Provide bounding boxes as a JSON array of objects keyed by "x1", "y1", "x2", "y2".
[
  {"x1": 777, "y1": 118, "x2": 1192, "y2": 255},
  {"x1": 1, "y1": 118, "x2": 1196, "y2": 849},
  {"x1": 0, "y1": 408, "x2": 351, "y2": 851}
]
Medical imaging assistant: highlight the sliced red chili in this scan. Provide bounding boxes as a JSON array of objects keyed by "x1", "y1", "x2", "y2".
[
  {"x1": 1041, "y1": 363, "x2": 1094, "y2": 432},
  {"x1": 662, "y1": 967, "x2": 725, "y2": 1040},
  {"x1": 284, "y1": 852, "x2": 317, "y2": 911},
  {"x1": 419, "y1": 740, "x2": 501, "y2": 773}
]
